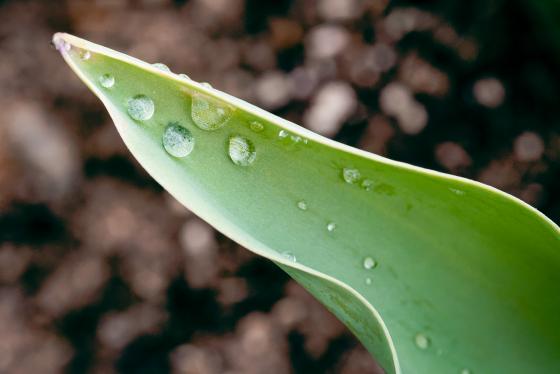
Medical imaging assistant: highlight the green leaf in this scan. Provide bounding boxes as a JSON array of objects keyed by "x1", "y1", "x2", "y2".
[{"x1": 53, "y1": 33, "x2": 560, "y2": 374}]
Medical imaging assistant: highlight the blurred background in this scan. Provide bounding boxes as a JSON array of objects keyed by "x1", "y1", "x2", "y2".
[{"x1": 1, "y1": 0, "x2": 559, "y2": 373}]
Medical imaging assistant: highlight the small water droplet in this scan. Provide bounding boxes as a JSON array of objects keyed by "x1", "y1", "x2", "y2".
[
  {"x1": 460, "y1": 369, "x2": 472, "y2": 374},
  {"x1": 191, "y1": 94, "x2": 231, "y2": 131},
  {"x1": 414, "y1": 333, "x2": 430, "y2": 349},
  {"x1": 99, "y1": 74, "x2": 115, "y2": 88},
  {"x1": 278, "y1": 130, "x2": 289, "y2": 138},
  {"x1": 297, "y1": 201, "x2": 308, "y2": 210},
  {"x1": 365, "y1": 277, "x2": 372, "y2": 285},
  {"x1": 63, "y1": 41, "x2": 72, "y2": 52},
  {"x1": 178, "y1": 73, "x2": 191, "y2": 80},
  {"x1": 79, "y1": 50, "x2": 91, "y2": 60},
  {"x1": 249, "y1": 121, "x2": 264, "y2": 133},
  {"x1": 342, "y1": 168, "x2": 361, "y2": 184},
  {"x1": 327, "y1": 222, "x2": 337, "y2": 232},
  {"x1": 449, "y1": 188, "x2": 466, "y2": 196},
  {"x1": 228, "y1": 136, "x2": 256, "y2": 166},
  {"x1": 152, "y1": 62, "x2": 171, "y2": 72},
  {"x1": 127, "y1": 95, "x2": 155, "y2": 121},
  {"x1": 361, "y1": 179, "x2": 374, "y2": 191},
  {"x1": 363, "y1": 257, "x2": 376, "y2": 270},
  {"x1": 201, "y1": 82, "x2": 212, "y2": 89},
  {"x1": 291, "y1": 135, "x2": 303, "y2": 143},
  {"x1": 163, "y1": 123, "x2": 195, "y2": 158},
  {"x1": 282, "y1": 251, "x2": 297, "y2": 262}
]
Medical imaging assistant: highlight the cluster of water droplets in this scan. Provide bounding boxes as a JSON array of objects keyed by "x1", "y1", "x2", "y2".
[{"x1": 278, "y1": 130, "x2": 308, "y2": 145}]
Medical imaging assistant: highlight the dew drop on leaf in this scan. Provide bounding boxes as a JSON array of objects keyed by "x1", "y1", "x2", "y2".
[
  {"x1": 282, "y1": 251, "x2": 297, "y2": 262},
  {"x1": 127, "y1": 95, "x2": 154, "y2": 121},
  {"x1": 79, "y1": 50, "x2": 91, "y2": 60},
  {"x1": 228, "y1": 136, "x2": 256, "y2": 166},
  {"x1": 365, "y1": 277, "x2": 372, "y2": 285},
  {"x1": 191, "y1": 94, "x2": 231, "y2": 131},
  {"x1": 278, "y1": 130, "x2": 289, "y2": 138},
  {"x1": 297, "y1": 201, "x2": 308, "y2": 210},
  {"x1": 343, "y1": 168, "x2": 361, "y2": 184},
  {"x1": 249, "y1": 121, "x2": 264, "y2": 133},
  {"x1": 99, "y1": 74, "x2": 115, "y2": 88},
  {"x1": 361, "y1": 179, "x2": 374, "y2": 191},
  {"x1": 363, "y1": 257, "x2": 376, "y2": 270},
  {"x1": 152, "y1": 62, "x2": 171, "y2": 72},
  {"x1": 327, "y1": 222, "x2": 337, "y2": 232},
  {"x1": 178, "y1": 73, "x2": 191, "y2": 80},
  {"x1": 163, "y1": 123, "x2": 194, "y2": 158},
  {"x1": 414, "y1": 333, "x2": 430, "y2": 349},
  {"x1": 460, "y1": 369, "x2": 472, "y2": 374},
  {"x1": 201, "y1": 82, "x2": 212, "y2": 89}
]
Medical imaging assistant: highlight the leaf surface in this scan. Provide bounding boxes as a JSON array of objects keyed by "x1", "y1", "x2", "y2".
[{"x1": 54, "y1": 33, "x2": 560, "y2": 374}]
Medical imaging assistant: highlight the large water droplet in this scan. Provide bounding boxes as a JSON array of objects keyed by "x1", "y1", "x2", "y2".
[
  {"x1": 343, "y1": 168, "x2": 361, "y2": 184},
  {"x1": 363, "y1": 257, "x2": 376, "y2": 270},
  {"x1": 152, "y1": 62, "x2": 171, "y2": 72},
  {"x1": 414, "y1": 333, "x2": 430, "y2": 349},
  {"x1": 327, "y1": 222, "x2": 337, "y2": 232},
  {"x1": 79, "y1": 50, "x2": 91, "y2": 60},
  {"x1": 191, "y1": 94, "x2": 231, "y2": 131},
  {"x1": 163, "y1": 123, "x2": 195, "y2": 158},
  {"x1": 99, "y1": 74, "x2": 115, "y2": 88},
  {"x1": 249, "y1": 121, "x2": 264, "y2": 133},
  {"x1": 282, "y1": 251, "x2": 297, "y2": 262},
  {"x1": 127, "y1": 95, "x2": 155, "y2": 121},
  {"x1": 297, "y1": 201, "x2": 308, "y2": 210},
  {"x1": 228, "y1": 136, "x2": 256, "y2": 166}
]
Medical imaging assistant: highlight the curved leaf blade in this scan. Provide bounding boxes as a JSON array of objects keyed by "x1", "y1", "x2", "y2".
[{"x1": 53, "y1": 33, "x2": 560, "y2": 374}]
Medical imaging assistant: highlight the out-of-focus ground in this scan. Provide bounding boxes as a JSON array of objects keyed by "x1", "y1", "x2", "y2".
[{"x1": 0, "y1": 0, "x2": 559, "y2": 373}]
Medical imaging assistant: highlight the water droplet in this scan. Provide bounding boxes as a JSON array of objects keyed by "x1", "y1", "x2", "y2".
[
  {"x1": 191, "y1": 94, "x2": 231, "y2": 131},
  {"x1": 361, "y1": 179, "x2": 374, "y2": 191},
  {"x1": 365, "y1": 277, "x2": 372, "y2": 285},
  {"x1": 460, "y1": 369, "x2": 472, "y2": 374},
  {"x1": 249, "y1": 121, "x2": 264, "y2": 133},
  {"x1": 228, "y1": 136, "x2": 256, "y2": 166},
  {"x1": 449, "y1": 188, "x2": 466, "y2": 196},
  {"x1": 178, "y1": 73, "x2": 191, "y2": 80},
  {"x1": 127, "y1": 95, "x2": 155, "y2": 121},
  {"x1": 291, "y1": 135, "x2": 303, "y2": 143},
  {"x1": 414, "y1": 333, "x2": 430, "y2": 349},
  {"x1": 152, "y1": 62, "x2": 171, "y2": 72},
  {"x1": 99, "y1": 74, "x2": 115, "y2": 88},
  {"x1": 327, "y1": 222, "x2": 337, "y2": 232},
  {"x1": 278, "y1": 130, "x2": 289, "y2": 138},
  {"x1": 162, "y1": 123, "x2": 195, "y2": 158},
  {"x1": 201, "y1": 82, "x2": 213, "y2": 89},
  {"x1": 363, "y1": 257, "x2": 376, "y2": 270},
  {"x1": 297, "y1": 201, "x2": 308, "y2": 210},
  {"x1": 63, "y1": 41, "x2": 72, "y2": 52},
  {"x1": 342, "y1": 168, "x2": 361, "y2": 184},
  {"x1": 79, "y1": 50, "x2": 91, "y2": 60},
  {"x1": 282, "y1": 251, "x2": 297, "y2": 262}
]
